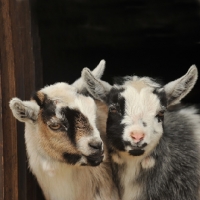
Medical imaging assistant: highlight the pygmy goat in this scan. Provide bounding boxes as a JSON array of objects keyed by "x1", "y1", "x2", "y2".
[
  {"x1": 82, "y1": 64, "x2": 200, "y2": 200},
  {"x1": 9, "y1": 61, "x2": 119, "y2": 200}
]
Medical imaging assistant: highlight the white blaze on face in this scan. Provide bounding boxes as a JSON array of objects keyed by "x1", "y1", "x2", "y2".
[
  {"x1": 74, "y1": 95, "x2": 97, "y2": 131},
  {"x1": 73, "y1": 95, "x2": 103, "y2": 156},
  {"x1": 121, "y1": 85, "x2": 164, "y2": 153}
]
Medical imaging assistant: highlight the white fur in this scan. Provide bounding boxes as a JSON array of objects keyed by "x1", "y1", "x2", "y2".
[
  {"x1": 112, "y1": 66, "x2": 199, "y2": 199},
  {"x1": 10, "y1": 81, "x2": 119, "y2": 199},
  {"x1": 82, "y1": 64, "x2": 199, "y2": 200},
  {"x1": 121, "y1": 86, "x2": 163, "y2": 154},
  {"x1": 118, "y1": 152, "x2": 144, "y2": 200},
  {"x1": 141, "y1": 156, "x2": 156, "y2": 169}
]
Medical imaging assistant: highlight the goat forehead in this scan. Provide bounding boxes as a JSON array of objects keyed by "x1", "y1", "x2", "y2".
[
  {"x1": 36, "y1": 83, "x2": 96, "y2": 125},
  {"x1": 40, "y1": 83, "x2": 96, "y2": 114},
  {"x1": 42, "y1": 103, "x2": 91, "y2": 126},
  {"x1": 53, "y1": 95, "x2": 96, "y2": 111},
  {"x1": 41, "y1": 82, "x2": 76, "y2": 94},
  {"x1": 59, "y1": 99, "x2": 95, "y2": 117},
  {"x1": 40, "y1": 82, "x2": 77, "y2": 103},
  {"x1": 128, "y1": 81, "x2": 147, "y2": 92},
  {"x1": 121, "y1": 86, "x2": 161, "y2": 117},
  {"x1": 122, "y1": 76, "x2": 161, "y2": 88},
  {"x1": 38, "y1": 94, "x2": 94, "y2": 122}
]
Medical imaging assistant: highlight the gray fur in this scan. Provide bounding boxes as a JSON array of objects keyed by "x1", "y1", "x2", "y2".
[
  {"x1": 82, "y1": 64, "x2": 200, "y2": 200},
  {"x1": 113, "y1": 106, "x2": 200, "y2": 200}
]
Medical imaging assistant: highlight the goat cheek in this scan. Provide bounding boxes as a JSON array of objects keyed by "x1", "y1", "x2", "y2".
[{"x1": 63, "y1": 153, "x2": 81, "y2": 165}]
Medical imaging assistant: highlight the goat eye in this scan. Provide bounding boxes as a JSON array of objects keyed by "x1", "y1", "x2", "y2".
[
  {"x1": 49, "y1": 123, "x2": 61, "y2": 130},
  {"x1": 156, "y1": 110, "x2": 165, "y2": 122},
  {"x1": 109, "y1": 105, "x2": 117, "y2": 113}
]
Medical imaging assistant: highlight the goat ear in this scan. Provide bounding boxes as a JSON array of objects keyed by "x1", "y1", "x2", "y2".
[
  {"x1": 164, "y1": 65, "x2": 198, "y2": 106},
  {"x1": 9, "y1": 97, "x2": 40, "y2": 123},
  {"x1": 81, "y1": 67, "x2": 112, "y2": 101},
  {"x1": 72, "y1": 59, "x2": 106, "y2": 92},
  {"x1": 89, "y1": 59, "x2": 106, "y2": 79}
]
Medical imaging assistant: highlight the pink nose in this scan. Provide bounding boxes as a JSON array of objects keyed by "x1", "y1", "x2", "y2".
[{"x1": 130, "y1": 131, "x2": 144, "y2": 143}]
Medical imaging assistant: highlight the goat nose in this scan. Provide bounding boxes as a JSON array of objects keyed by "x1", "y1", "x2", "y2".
[
  {"x1": 88, "y1": 140, "x2": 103, "y2": 151},
  {"x1": 130, "y1": 131, "x2": 144, "y2": 143}
]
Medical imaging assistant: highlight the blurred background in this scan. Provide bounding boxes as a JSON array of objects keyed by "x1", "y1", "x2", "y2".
[{"x1": 33, "y1": 0, "x2": 200, "y2": 103}]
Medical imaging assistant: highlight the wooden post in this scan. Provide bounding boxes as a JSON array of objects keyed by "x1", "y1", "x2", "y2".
[
  {"x1": 0, "y1": 0, "x2": 43, "y2": 199},
  {"x1": 0, "y1": 67, "x2": 4, "y2": 200}
]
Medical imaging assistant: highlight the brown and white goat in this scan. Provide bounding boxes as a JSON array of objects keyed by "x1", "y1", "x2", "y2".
[{"x1": 9, "y1": 61, "x2": 119, "y2": 200}]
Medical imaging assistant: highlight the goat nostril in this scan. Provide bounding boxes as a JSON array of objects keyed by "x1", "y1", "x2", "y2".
[
  {"x1": 89, "y1": 141, "x2": 102, "y2": 150},
  {"x1": 130, "y1": 132, "x2": 145, "y2": 142}
]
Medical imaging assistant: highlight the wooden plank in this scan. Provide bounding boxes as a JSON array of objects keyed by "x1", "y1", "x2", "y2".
[
  {"x1": 0, "y1": 0, "x2": 44, "y2": 199},
  {"x1": 0, "y1": 0, "x2": 19, "y2": 199},
  {"x1": 0, "y1": 70, "x2": 4, "y2": 200}
]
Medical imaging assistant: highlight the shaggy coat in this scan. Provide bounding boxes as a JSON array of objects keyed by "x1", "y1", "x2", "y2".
[
  {"x1": 9, "y1": 61, "x2": 119, "y2": 200},
  {"x1": 82, "y1": 65, "x2": 200, "y2": 200}
]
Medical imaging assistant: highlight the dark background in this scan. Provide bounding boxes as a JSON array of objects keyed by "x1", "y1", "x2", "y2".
[{"x1": 33, "y1": 0, "x2": 200, "y2": 104}]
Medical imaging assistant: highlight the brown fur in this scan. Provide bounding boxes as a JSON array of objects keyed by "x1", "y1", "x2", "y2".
[
  {"x1": 75, "y1": 113, "x2": 93, "y2": 140},
  {"x1": 37, "y1": 113, "x2": 80, "y2": 162},
  {"x1": 95, "y1": 100, "x2": 108, "y2": 136},
  {"x1": 9, "y1": 81, "x2": 120, "y2": 200},
  {"x1": 36, "y1": 91, "x2": 45, "y2": 102}
]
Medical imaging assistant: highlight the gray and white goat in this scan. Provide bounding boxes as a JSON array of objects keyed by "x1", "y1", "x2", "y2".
[
  {"x1": 9, "y1": 61, "x2": 119, "y2": 200},
  {"x1": 82, "y1": 65, "x2": 200, "y2": 200}
]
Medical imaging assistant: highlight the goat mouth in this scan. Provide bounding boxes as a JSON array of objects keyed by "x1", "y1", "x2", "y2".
[
  {"x1": 128, "y1": 143, "x2": 147, "y2": 156},
  {"x1": 129, "y1": 149, "x2": 145, "y2": 156},
  {"x1": 124, "y1": 141, "x2": 147, "y2": 156},
  {"x1": 86, "y1": 153, "x2": 104, "y2": 166}
]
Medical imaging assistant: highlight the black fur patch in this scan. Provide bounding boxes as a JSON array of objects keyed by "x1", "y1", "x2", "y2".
[
  {"x1": 31, "y1": 91, "x2": 45, "y2": 108},
  {"x1": 33, "y1": 94, "x2": 57, "y2": 124},
  {"x1": 61, "y1": 107, "x2": 91, "y2": 144},
  {"x1": 106, "y1": 88, "x2": 126, "y2": 151},
  {"x1": 142, "y1": 121, "x2": 147, "y2": 127},
  {"x1": 86, "y1": 153, "x2": 104, "y2": 166},
  {"x1": 153, "y1": 88, "x2": 167, "y2": 108},
  {"x1": 111, "y1": 161, "x2": 125, "y2": 199},
  {"x1": 118, "y1": 96, "x2": 125, "y2": 116},
  {"x1": 107, "y1": 87, "x2": 124, "y2": 105},
  {"x1": 35, "y1": 95, "x2": 69, "y2": 132},
  {"x1": 63, "y1": 153, "x2": 81, "y2": 165},
  {"x1": 61, "y1": 107, "x2": 78, "y2": 144},
  {"x1": 107, "y1": 87, "x2": 125, "y2": 115},
  {"x1": 129, "y1": 149, "x2": 144, "y2": 156}
]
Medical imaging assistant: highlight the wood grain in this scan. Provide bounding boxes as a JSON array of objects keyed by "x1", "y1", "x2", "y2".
[{"x1": 0, "y1": 0, "x2": 44, "y2": 199}]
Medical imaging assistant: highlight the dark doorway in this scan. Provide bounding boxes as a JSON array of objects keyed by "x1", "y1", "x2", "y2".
[{"x1": 34, "y1": 0, "x2": 200, "y2": 104}]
